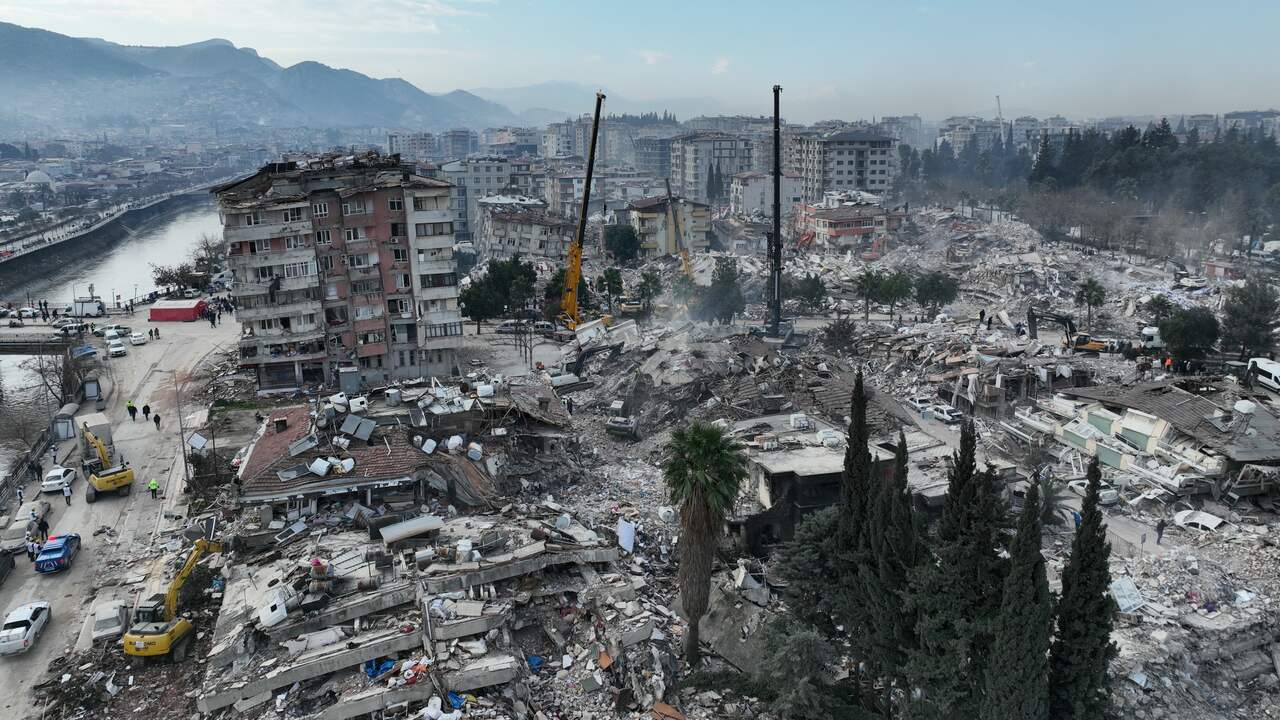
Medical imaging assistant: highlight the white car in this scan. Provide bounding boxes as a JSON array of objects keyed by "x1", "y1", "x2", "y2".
[
  {"x1": 930, "y1": 404, "x2": 964, "y2": 424},
  {"x1": 90, "y1": 600, "x2": 130, "y2": 642},
  {"x1": 129, "y1": 332, "x2": 147, "y2": 346},
  {"x1": 16, "y1": 307, "x2": 38, "y2": 319},
  {"x1": 1067, "y1": 479, "x2": 1120, "y2": 506},
  {"x1": 40, "y1": 467, "x2": 77, "y2": 493},
  {"x1": 108, "y1": 341, "x2": 127, "y2": 357},
  {"x1": 905, "y1": 396, "x2": 934, "y2": 414},
  {"x1": 0, "y1": 602, "x2": 51, "y2": 655}
]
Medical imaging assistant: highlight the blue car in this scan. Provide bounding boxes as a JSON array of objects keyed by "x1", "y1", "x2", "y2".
[{"x1": 34, "y1": 535, "x2": 81, "y2": 574}]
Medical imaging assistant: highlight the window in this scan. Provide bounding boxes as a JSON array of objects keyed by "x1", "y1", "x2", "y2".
[
  {"x1": 344, "y1": 228, "x2": 365, "y2": 242},
  {"x1": 423, "y1": 321, "x2": 463, "y2": 338},
  {"x1": 354, "y1": 305, "x2": 382, "y2": 320},
  {"x1": 390, "y1": 222, "x2": 406, "y2": 238},
  {"x1": 256, "y1": 266, "x2": 274, "y2": 281},
  {"x1": 285, "y1": 235, "x2": 306, "y2": 249},
  {"x1": 351, "y1": 278, "x2": 381, "y2": 294},
  {"x1": 282, "y1": 261, "x2": 315, "y2": 278},
  {"x1": 358, "y1": 330, "x2": 385, "y2": 344},
  {"x1": 312, "y1": 202, "x2": 329, "y2": 218},
  {"x1": 282, "y1": 207, "x2": 303, "y2": 223},
  {"x1": 315, "y1": 229, "x2": 331, "y2": 244},
  {"x1": 395, "y1": 273, "x2": 411, "y2": 289},
  {"x1": 318, "y1": 255, "x2": 334, "y2": 271},
  {"x1": 257, "y1": 319, "x2": 277, "y2": 331},
  {"x1": 244, "y1": 211, "x2": 262, "y2": 226},
  {"x1": 419, "y1": 272, "x2": 457, "y2": 289},
  {"x1": 388, "y1": 299, "x2": 408, "y2": 314},
  {"x1": 341, "y1": 200, "x2": 365, "y2": 216},
  {"x1": 415, "y1": 222, "x2": 453, "y2": 237},
  {"x1": 392, "y1": 248, "x2": 408, "y2": 262},
  {"x1": 346, "y1": 253, "x2": 371, "y2": 268},
  {"x1": 413, "y1": 195, "x2": 443, "y2": 211},
  {"x1": 388, "y1": 197, "x2": 404, "y2": 212}
]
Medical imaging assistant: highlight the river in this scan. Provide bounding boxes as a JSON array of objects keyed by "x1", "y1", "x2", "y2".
[{"x1": 0, "y1": 199, "x2": 222, "y2": 477}]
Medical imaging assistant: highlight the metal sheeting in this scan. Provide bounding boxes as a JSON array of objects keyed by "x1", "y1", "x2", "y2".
[{"x1": 378, "y1": 514, "x2": 444, "y2": 545}]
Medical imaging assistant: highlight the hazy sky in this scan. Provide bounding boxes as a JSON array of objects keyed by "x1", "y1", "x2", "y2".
[{"x1": 3, "y1": 0, "x2": 1277, "y2": 122}]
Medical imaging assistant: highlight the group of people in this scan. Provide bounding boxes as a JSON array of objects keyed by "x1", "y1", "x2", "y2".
[
  {"x1": 23, "y1": 510, "x2": 50, "y2": 561},
  {"x1": 125, "y1": 400, "x2": 162, "y2": 430}
]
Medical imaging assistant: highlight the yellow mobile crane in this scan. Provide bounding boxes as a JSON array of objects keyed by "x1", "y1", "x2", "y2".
[
  {"x1": 664, "y1": 178, "x2": 694, "y2": 280},
  {"x1": 558, "y1": 92, "x2": 606, "y2": 331},
  {"x1": 122, "y1": 538, "x2": 222, "y2": 662},
  {"x1": 81, "y1": 425, "x2": 135, "y2": 502}
]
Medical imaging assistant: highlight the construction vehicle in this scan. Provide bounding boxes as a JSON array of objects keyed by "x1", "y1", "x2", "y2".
[
  {"x1": 664, "y1": 178, "x2": 694, "y2": 280},
  {"x1": 81, "y1": 425, "x2": 135, "y2": 502},
  {"x1": 1026, "y1": 308, "x2": 1130, "y2": 354},
  {"x1": 122, "y1": 538, "x2": 222, "y2": 662},
  {"x1": 605, "y1": 398, "x2": 639, "y2": 439},
  {"x1": 558, "y1": 92, "x2": 606, "y2": 331}
]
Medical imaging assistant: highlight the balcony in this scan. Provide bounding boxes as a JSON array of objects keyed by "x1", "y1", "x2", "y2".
[
  {"x1": 413, "y1": 259, "x2": 454, "y2": 274},
  {"x1": 240, "y1": 324, "x2": 324, "y2": 342},
  {"x1": 225, "y1": 219, "x2": 314, "y2": 244},
  {"x1": 406, "y1": 208, "x2": 452, "y2": 223},
  {"x1": 415, "y1": 285, "x2": 458, "y2": 301},
  {"x1": 238, "y1": 337, "x2": 328, "y2": 364},
  {"x1": 235, "y1": 298, "x2": 323, "y2": 322},
  {"x1": 356, "y1": 342, "x2": 388, "y2": 359}
]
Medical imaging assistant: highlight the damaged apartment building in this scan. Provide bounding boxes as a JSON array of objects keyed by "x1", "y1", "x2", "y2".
[{"x1": 215, "y1": 153, "x2": 464, "y2": 392}]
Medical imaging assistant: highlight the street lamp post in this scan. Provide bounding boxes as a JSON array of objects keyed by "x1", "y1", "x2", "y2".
[{"x1": 165, "y1": 369, "x2": 192, "y2": 492}]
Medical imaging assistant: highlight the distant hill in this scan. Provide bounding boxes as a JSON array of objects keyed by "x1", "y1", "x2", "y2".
[
  {"x1": 470, "y1": 80, "x2": 725, "y2": 120},
  {"x1": 0, "y1": 21, "x2": 524, "y2": 131}
]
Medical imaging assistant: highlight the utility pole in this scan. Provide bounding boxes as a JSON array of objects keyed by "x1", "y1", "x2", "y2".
[
  {"x1": 172, "y1": 370, "x2": 190, "y2": 492},
  {"x1": 769, "y1": 85, "x2": 783, "y2": 337}
]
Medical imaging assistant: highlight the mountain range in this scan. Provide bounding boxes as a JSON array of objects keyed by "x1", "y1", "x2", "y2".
[{"x1": 0, "y1": 22, "x2": 602, "y2": 132}]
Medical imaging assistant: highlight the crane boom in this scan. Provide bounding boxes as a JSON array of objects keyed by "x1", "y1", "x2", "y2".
[
  {"x1": 664, "y1": 178, "x2": 692, "y2": 278},
  {"x1": 559, "y1": 92, "x2": 605, "y2": 330}
]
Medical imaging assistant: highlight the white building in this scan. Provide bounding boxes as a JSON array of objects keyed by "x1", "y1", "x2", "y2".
[
  {"x1": 669, "y1": 132, "x2": 755, "y2": 203},
  {"x1": 440, "y1": 156, "x2": 513, "y2": 244},
  {"x1": 729, "y1": 171, "x2": 802, "y2": 219},
  {"x1": 784, "y1": 130, "x2": 898, "y2": 202},
  {"x1": 388, "y1": 132, "x2": 438, "y2": 162}
]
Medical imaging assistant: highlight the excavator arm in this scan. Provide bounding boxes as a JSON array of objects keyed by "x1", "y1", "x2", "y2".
[
  {"x1": 664, "y1": 179, "x2": 693, "y2": 279},
  {"x1": 82, "y1": 425, "x2": 110, "y2": 467},
  {"x1": 165, "y1": 539, "x2": 223, "y2": 620},
  {"x1": 558, "y1": 92, "x2": 605, "y2": 332},
  {"x1": 1026, "y1": 308, "x2": 1077, "y2": 342}
]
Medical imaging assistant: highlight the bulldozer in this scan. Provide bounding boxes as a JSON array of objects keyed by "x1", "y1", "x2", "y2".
[
  {"x1": 81, "y1": 425, "x2": 135, "y2": 502},
  {"x1": 122, "y1": 538, "x2": 222, "y2": 662}
]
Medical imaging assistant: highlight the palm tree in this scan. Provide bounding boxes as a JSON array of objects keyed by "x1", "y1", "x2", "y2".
[
  {"x1": 854, "y1": 270, "x2": 883, "y2": 321},
  {"x1": 1037, "y1": 468, "x2": 1072, "y2": 528},
  {"x1": 1145, "y1": 294, "x2": 1173, "y2": 324},
  {"x1": 1074, "y1": 278, "x2": 1106, "y2": 330},
  {"x1": 663, "y1": 421, "x2": 748, "y2": 664}
]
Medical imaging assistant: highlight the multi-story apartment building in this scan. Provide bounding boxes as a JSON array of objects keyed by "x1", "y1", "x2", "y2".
[
  {"x1": 482, "y1": 211, "x2": 574, "y2": 261},
  {"x1": 626, "y1": 195, "x2": 711, "y2": 255},
  {"x1": 439, "y1": 129, "x2": 479, "y2": 161},
  {"x1": 785, "y1": 130, "x2": 898, "y2": 202},
  {"x1": 474, "y1": 194, "x2": 548, "y2": 257},
  {"x1": 795, "y1": 192, "x2": 906, "y2": 258},
  {"x1": 1185, "y1": 114, "x2": 1219, "y2": 139},
  {"x1": 878, "y1": 115, "x2": 923, "y2": 150},
  {"x1": 542, "y1": 121, "x2": 577, "y2": 159},
  {"x1": 440, "y1": 156, "x2": 513, "y2": 244},
  {"x1": 1012, "y1": 116, "x2": 1041, "y2": 148},
  {"x1": 633, "y1": 136, "x2": 673, "y2": 179},
  {"x1": 729, "y1": 171, "x2": 803, "y2": 219},
  {"x1": 216, "y1": 154, "x2": 462, "y2": 392},
  {"x1": 483, "y1": 127, "x2": 541, "y2": 158},
  {"x1": 387, "y1": 132, "x2": 438, "y2": 162},
  {"x1": 669, "y1": 132, "x2": 755, "y2": 203}
]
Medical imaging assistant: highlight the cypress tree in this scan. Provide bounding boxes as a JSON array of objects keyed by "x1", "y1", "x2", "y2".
[
  {"x1": 775, "y1": 506, "x2": 840, "y2": 633},
  {"x1": 835, "y1": 372, "x2": 873, "y2": 640},
  {"x1": 861, "y1": 430, "x2": 924, "y2": 703},
  {"x1": 981, "y1": 481, "x2": 1052, "y2": 720},
  {"x1": 1049, "y1": 459, "x2": 1117, "y2": 720}
]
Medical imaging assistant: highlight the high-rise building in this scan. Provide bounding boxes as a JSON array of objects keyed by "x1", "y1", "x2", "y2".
[
  {"x1": 784, "y1": 130, "x2": 898, "y2": 202},
  {"x1": 439, "y1": 129, "x2": 479, "y2": 161},
  {"x1": 878, "y1": 115, "x2": 923, "y2": 149},
  {"x1": 387, "y1": 132, "x2": 438, "y2": 162},
  {"x1": 439, "y1": 156, "x2": 514, "y2": 244},
  {"x1": 633, "y1": 136, "x2": 674, "y2": 179},
  {"x1": 669, "y1": 132, "x2": 755, "y2": 203},
  {"x1": 216, "y1": 154, "x2": 462, "y2": 391}
]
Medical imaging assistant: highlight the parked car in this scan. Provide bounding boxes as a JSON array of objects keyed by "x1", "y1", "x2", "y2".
[
  {"x1": 16, "y1": 307, "x2": 38, "y2": 319},
  {"x1": 89, "y1": 599, "x2": 130, "y2": 642},
  {"x1": 532, "y1": 320, "x2": 555, "y2": 336},
  {"x1": 128, "y1": 332, "x2": 147, "y2": 346},
  {"x1": 108, "y1": 341, "x2": 127, "y2": 357},
  {"x1": 1, "y1": 500, "x2": 52, "y2": 555},
  {"x1": 495, "y1": 320, "x2": 524, "y2": 334},
  {"x1": 182, "y1": 288, "x2": 200, "y2": 299},
  {"x1": 930, "y1": 404, "x2": 964, "y2": 424},
  {"x1": 1067, "y1": 479, "x2": 1120, "y2": 506},
  {"x1": 35, "y1": 534, "x2": 82, "y2": 573},
  {"x1": 94, "y1": 324, "x2": 130, "y2": 338},
  {"x1": 0, "y1": 602, "x2": 51, "y2": 655},
  {"x1": 905, "y1": 396, "x2": 934, "y2": 414},
  {"x1": 40, "y1": 467, "x2": 77, "y2": 493},
  {"x1": 0, "y1": 308, "x2": 9, "y2": 318}
]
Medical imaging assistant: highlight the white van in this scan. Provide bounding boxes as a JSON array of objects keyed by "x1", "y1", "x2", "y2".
[{"x1": 1248, "y1": 358, "x2": 1280, "y2": 392}]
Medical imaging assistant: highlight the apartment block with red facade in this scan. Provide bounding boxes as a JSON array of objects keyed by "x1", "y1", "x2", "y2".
[{"x1": 215, "y1": 154, "x2": 462, "y2": 392}]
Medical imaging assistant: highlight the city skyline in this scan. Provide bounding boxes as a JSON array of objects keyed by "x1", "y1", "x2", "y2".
[{"x1": 1, "y1": 0, "x2": 1277, "y2": 122}]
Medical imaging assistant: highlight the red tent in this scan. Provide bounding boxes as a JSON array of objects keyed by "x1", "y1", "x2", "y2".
[{"x1": 149, "y1": 298, "x2": 207, "y2": 322}]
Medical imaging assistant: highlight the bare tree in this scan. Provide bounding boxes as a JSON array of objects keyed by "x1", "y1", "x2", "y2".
[
  {"x1": 191, "y1": 232, "x2": 225, "y2": 273},
  {"x1": 22, "y1": 351, "x2": 88, "y2": 409}
]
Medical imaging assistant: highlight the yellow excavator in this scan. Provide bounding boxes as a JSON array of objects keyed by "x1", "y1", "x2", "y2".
[
  {"x1": 81, "y1": 425, "x2": 135, "y2": 502},
  {"x1": 558, "y1": 92, "x2": 606, "y2": 331},
  {"x1": 664, "y1": 178, "x2": 694, "y2": 281},
  {"x1": 123, "y1": 538, "x2": 222, "y2": 662}
]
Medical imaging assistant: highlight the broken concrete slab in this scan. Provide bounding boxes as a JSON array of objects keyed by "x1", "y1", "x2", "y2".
[
  {"x1": 315, "y1": 655, "x2": 522, "y2": 720},
  {"x1": 422, "y1": 547, "x2": 620, "y2": 593},
  {"x1": 265, "y1": 581, "x2": 416, "y2": 641}
]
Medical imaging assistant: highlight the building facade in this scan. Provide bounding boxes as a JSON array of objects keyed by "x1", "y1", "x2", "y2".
[
  {"x1": 729, "y1": 171, "x2": 803, "y2": 219},
  {"x1": 785, "y1": 130, "x2": 898, "y2": 202},
  {"x1": 440, "y1": 156, "x2": 514, "y2": 244},
  {"x1": 216, "y1": 154, "x2": 462, "y2": 392},
  {"x1": 626, "y1": 196, "x2": 711, "y2": 255},
  {"x1": 795, "y1": 193, "x2": 905, "y2": 257},
  {"x1": 633, "y1": 136, "x2": 673, "y2": 180},
  {"x1": 669, "y1": 132, "x2": 755, "y2": 203},
  {"x1": 387, "y1": 132, "x2": 438, "y2": 162},
  {"x1": 439, "y1": 129, "x2": 479, "y2": 161}
]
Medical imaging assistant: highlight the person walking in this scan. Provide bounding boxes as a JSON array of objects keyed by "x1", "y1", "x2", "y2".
[
  {"x1": 36, "y1": 517, "x2": 49, "y2": 542},
  {"x1": 15, "y1": 484, "x2": 23, "y2": 505},
  {"x1": 127, "y1": 400, "x2": 137, "y2": 421},
  {"x1": 25, "y1": 536, "x2": 37, "y2": 562},
  {"x1": 148, "y1": 478, "x2": 159, "y2": 499},
  {"x1": 142, "y1": 404, "x2": 151, "y2": 421},
  {"x1": 153, "y1": 413, "x2": 162, "y2": 431},
  {"x1": 1156, "y1": 517, "x2": 1168, "y2": 545},
  {"x1": 62, "y1": 482, "x2": 72, "y2": 506}
]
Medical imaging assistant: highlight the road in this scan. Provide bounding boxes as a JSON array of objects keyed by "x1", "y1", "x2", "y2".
[{"x1": 0, "y1": 314, "x2": 236, "y2": 715}]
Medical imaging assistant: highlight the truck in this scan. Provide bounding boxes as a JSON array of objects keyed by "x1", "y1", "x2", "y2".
[
  {"x1": 604, "y1": 398, "x2": 639, "y2": 440},
  {"x1": 81, "y1": 425, "x2": 135, "y2": 502},
  {"x1": 122, "y1": 539, "x2": 222, "y2": 662},
  {"x1": 73, "y1": 296, "x2": 107, "y2": 318}
]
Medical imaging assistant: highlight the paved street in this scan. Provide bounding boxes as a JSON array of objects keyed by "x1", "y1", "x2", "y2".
[{"x1": 0, "y1": 315, "x2": 236, "y2": 714}]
